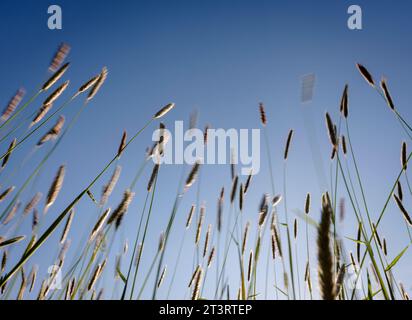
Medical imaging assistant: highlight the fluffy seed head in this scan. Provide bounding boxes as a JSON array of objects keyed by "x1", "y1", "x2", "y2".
[
  {"x1": 42, "y1": 62, "x2": 70, "y2": 91},
  {"x1": 43, "y1": 80, "x2": 69, "y2": 106},
  {"x1": 101, "y1": 165, "x2": 121, "y2": 205},
  {"x1": 45, "y1": 165, "x2": 66, "y2": 213},
  {"x1": 37, "y1": 116, "x2": 65, "y2": 146},
  {"x1": 154, "y1": 103, "x2": 175, "y2": 119},
  {"x1": 87, "y1": 67, "x2": 108, "y2": 102},
  {"x1": 107, "y1": 190, "x2": 135, "y2": 229}
]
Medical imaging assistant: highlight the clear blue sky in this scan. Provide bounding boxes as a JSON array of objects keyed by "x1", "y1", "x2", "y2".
[{"x1": 0, "y1": 0, "x2": 411, "y2": 299}]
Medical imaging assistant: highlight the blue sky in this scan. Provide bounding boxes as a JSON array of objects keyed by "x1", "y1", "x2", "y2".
[{"x1": 0, "y1": 0, "x2": 411, "y2": 299}]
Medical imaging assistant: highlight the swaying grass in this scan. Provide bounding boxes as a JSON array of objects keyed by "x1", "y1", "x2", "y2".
[{"x1": 1, "y1": 48, "x2": 411, "y2": 301}]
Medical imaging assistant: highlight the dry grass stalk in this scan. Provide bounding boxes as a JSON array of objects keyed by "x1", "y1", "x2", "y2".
[
  {"x1": 2, "y1": 138, "x2": 16, "y2": 169},
  {"x1": 60, "y1": 209, "x2": 74, "y2": 244},
  {"x1": 356, "y1": 222, "x2": 362, "y2": 263},
  {"x1": 258, "y1": 196, "x2": 269, "y2": 228},
  {"x1": 217, "y1": 187, "x2": 224, "y2": 232},
  {"x1": 37, "y1": 116, "x2": 65, "y2": 146},
  {"x1": 42, "y1": 80, "x2": 69, "y2": 106},
  {"x1": 203, "y1": 224, "x2": 211, "y2": 257},
  {"x1": 356, "y1": 63, "x2": 375, "y2": 87},
  {"x1": 30, "y1": 103, "x2": 53, "y2": 127},
  {"x1": 305, "y1": 193, "x2": 311, "y2": 214},
  {"x1": 259, "y1": 102, "x2": 267, "y2": 126},
  {"x1": 186, "y1": 205, "x2": 196, "y2": 229},
  {"x1": 153, "y1": 103, "x2": 175, "y2": 119},
  {"x1": 158, "y1": 232, "x2": 165, "y2": 253},
  {"x1": 45, "y1": 165, "x2": 65, "y2": 213},
  {"x1": 383, "y1": 238, "x2": 388, "y2": 256},
  {"x1": 65, "y1": 277, "x2": 75, "y2": 300},
  {"x1": 340, "y1": 84, "x2": 348, "y2": 118},
  {"x1": 242, "y1": 222, "x2": 250, "y2": 255},
  {"x1": 107, "y1": 190, "x2": 135, "y2": 229},
  {"x1": 191, "y1": 268, "x2": 203, "y2": 300},
  {"x1": 244, "y1": 169, "x2": 253, "y2": 194},
  {"x1": 1, "y1": 88, "x2": 25, "y2": 121},
  {"x1": 117, "y1": 130, "x2": 127, "y2": 158},
  {"x1": 247, "y1": 250, "x2": 253, "y2": 282},
  {"x1": 239, "y1": 183, "x2": 244, "y2": 211},
  {"x1": 87, "y1": 67, "x2": 108, "y2": 102},
  {"x1": 294, "y1": 218, "x2": 298, "y2": 239},
  {"x1": 29, "y1": 265, "x2": 38, "y2": 293},
  {"x1": 195, "y1": 206, "x2": 205, "y2": 245},
  {"x1": 230, "y1": 176, "x2": 238, "y2": 204},
  {"x1": 401, "y1": 141, "x2": 407, "y2": 170},
  {"x1": 0, "y1": 186, "x2": 15, "y2": 202},
  {"x1": 157, "y1": 265, "x2": 167, "y2": 288},
  {"x1": 3, "y1": 201, "x2": 21, "y2": 225},
  {"x1": 393, "y1": 194, "x2": 412, "y2": 226},
  {"x1": 188, "y1": 265, "x2": 201, "y2": 288},
  {"x1": 397, "y1": 181, "x2": 403, "y2": 201},
  {"x1": 372, "y1": 223, "x2": 382, "y2": 249},
  {"x1": 1, "y1": 251, "x2": 7, "y2": 273},
  {"x1": 325, "y1": 112, "x2": 338, "y2": 150},
  {"x1": 42, "y1": 62, "x2": 70, "y2": 91},
  {"x1": 204, "y1": 124, "x2": 210, "y2": 145},
  {"x1": 101, "y1": 165, "x2": 121, "y2": 205},
  {"x1": 334, "y1": 266, "x2": 346, "y2": 298},
  {"x1": 147, "y1": 164, "x2": 160, "y2": 192},
  {"x1": 17, "y1": 269, "x2": 26, "y2": 300},
  {"x1": 88, "y1": 263, "x2": 103, "y2": 291},
  {"x1": 317, "y1": 201, "x2": 335, "y2": 300},
  {"x1": 185, "y1": 161, "x2": 201, "y2": 190},
  {"x1": 380, "y1": 78, "x2": 395, "y2": 110},
  {"x1": 272, "y1": 194, "x2": 282, "y2": 207},
  {"x1": 271, "y1": 231, "x2": 276, "y2": 259},
  {"x1": 284, "y1": 129, "x2": 294, "y2": 160},
  {"x1": 77, "y1": 75, "x2": 100, "y2": 95},
  {"x1": 89, "y1": 208, "x2": 110, "y2": 243},
  {"x1": 207, "y1": 247, "x2": 215, "y2": 268},
  {"x1": 341, "y1": 135, "x2": 347, "y2": 155},
  {"x1": 32, "y1": 209, "x2": 39, "y2": 231},
  {"x1": 400, "y1": 283, "x2": 410, "y2": 300},
  {"x1": 0, "y1": 235, "x2": 25, "y2": 248}
]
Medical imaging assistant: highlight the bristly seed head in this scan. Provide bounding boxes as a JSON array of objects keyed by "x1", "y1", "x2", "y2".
[
  {"x1": 356, "y1": 63, "x2": 375, "y2": 87},
  {"x1": 380, "y1": 78, "x2": 395, "y2": 110},
  {"x1": 401, "y1": 141, "x2": 407, "y2": 170},
  {"x1": 325, "y1": 112, "x2": 338, "y2": 150},
  {"x1": 393, "y1": 194, "x2": 412, "y2": 226},
  {"x1": 340, "y1": 84, "x2": 349, "y2": 118},
  {"x1": 259, "y1": 102, "x2": 267, "y2": 126},
  {"x1": 154, "y1": 103, "x2": 175, "y2": 119},
  {"x1": 42, "y1": 62, "x2": 70, "y2": 91},
  {"x1": 284, "y1": 129, "x2": 294, "y2": 160}
]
